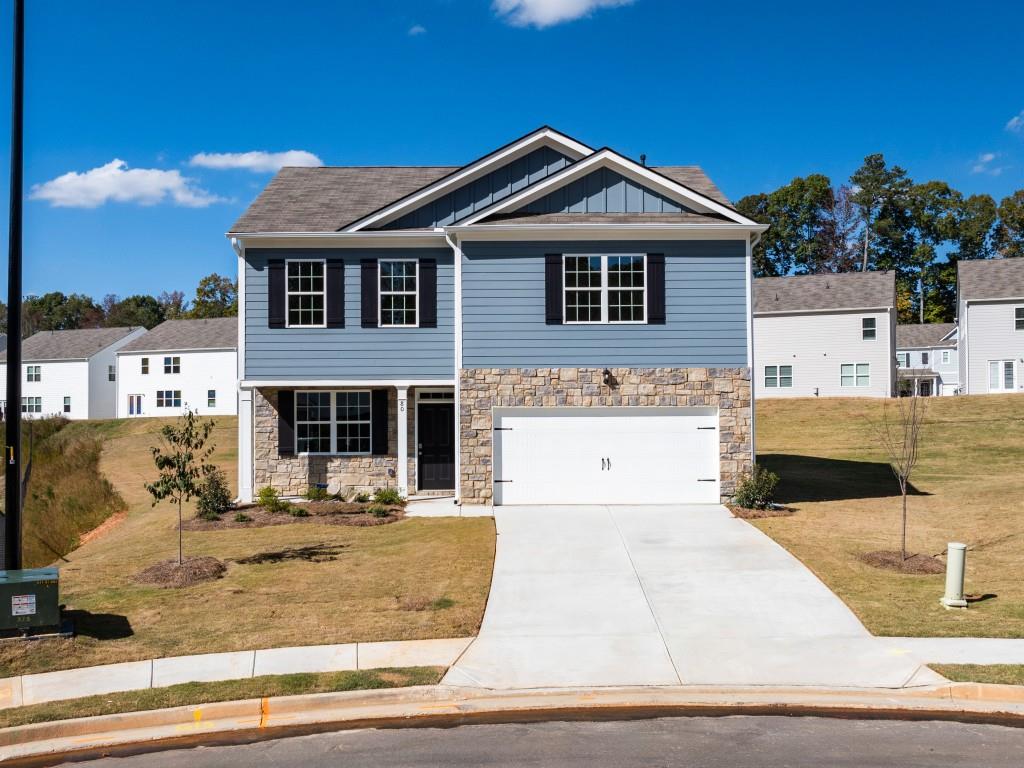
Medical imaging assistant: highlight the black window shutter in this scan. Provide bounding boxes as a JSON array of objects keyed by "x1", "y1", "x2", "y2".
[
  {"x1": 277, "y1": 390, "x2": 295, "y2": 456},
  {"x1": 361, "y1": 259, "x2": 379, "y2": 328},
  {"x1": 326, "y1": 260, "x2": 345, "y2": 328},
  {"x1": 647, "y1": 253, "x2": 666, "y2": 325},
  {"x1": 268, "y1": 260, "x2": 286, "y2": 328},
  {"x1": 419, "y1": 258, "x2": 437, "y2": 328},
  {"x1": 545, "y1": 253, "x2": 563, "y2": 325},
  {"x1": 371, "y1": 389, "x2": 389, "y2": 455}
]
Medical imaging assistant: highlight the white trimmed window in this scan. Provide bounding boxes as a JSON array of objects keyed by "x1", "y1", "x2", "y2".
[
  {"x1": 564, "y1": 254, "x2": 646, "y2": 324},
  {"x1": 286, "y1": 259, "x2": 326, "y2": 327},
  {"x1": 26, "y1": 365, "x2": 40, "y2": 382},
  {"x1": 989, "y1": 360, "x2": 1016, "y2": 392},
  {"x1": 208, "y1": 390, "x2": 216, "y2": 408},
  {"x1": 295, "y1": 391, "x2": 372, "y2": 455},
  {"x1": 156, "y1": 390, "x2": 182, "y2": 408},
  {"x1": 764, "y1": 365, "x2": 793, "y2": 388},
  {"x1": 108, "y1": 365, "x2": 116, "y2": 382},
  {"x1": 1016, "y1": 307, "x2": 1024, "y2": 331},
  {"x1": 141, "y1": 357, "x2": 149, "y2": 374},
  {"x1": 942, "y1": 350, "x2": 950, "y2": 364},
  {"x1": 379, "y1": 260, "x2": 418, "y2": 327},
  {"x1": 921, "y1": 352, "x2": 929, "y2": 365},
  {"x1": 841, "y1": 363, "x2": 870, "y2": 387},
  {"x1": 21, "y1": 397, "x2": 41, "y2": 413},
  {"x1": 63, "y1": 396, "x2": 71, "y2": 413},
  {"x1": 862, "y1": 317, "x2": 876, "y2": 340},
  {"x1": 896, "y1": 352, "x2": 908, "y2": 368},
  {"x1": 163, "y1": 356, "x2": 180, "y2": 374}
]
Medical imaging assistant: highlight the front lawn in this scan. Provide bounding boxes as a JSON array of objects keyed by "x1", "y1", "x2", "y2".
[
  {"x1": 753, "y1": 395, "x2": 1024, "y2": 638},
  {"x1": 930, "y1": 664, "x2": 1024, "y2": 686}
]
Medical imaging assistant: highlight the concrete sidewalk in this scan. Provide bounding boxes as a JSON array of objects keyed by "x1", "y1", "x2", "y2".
[{"x1": 445, "y1": 505, "x2": 943, "y2": 690}]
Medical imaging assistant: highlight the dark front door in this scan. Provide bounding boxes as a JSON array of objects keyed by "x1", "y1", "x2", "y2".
[{"x1": 418, "y1": 402, "x2": 455, "y2": 491}]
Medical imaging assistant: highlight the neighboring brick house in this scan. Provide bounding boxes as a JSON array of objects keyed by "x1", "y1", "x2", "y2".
[
  {"x1": 957, "y1": 258, "x2": 1024, "y2": 395},
  {"x1": 230, "y1": 127, "x2": 765, "y2": 505},
  {"x1": 895, "y1": 323, "x2": 958, "y2": 396}
]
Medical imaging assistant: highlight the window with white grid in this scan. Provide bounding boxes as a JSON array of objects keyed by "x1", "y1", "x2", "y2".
[
  {"x1": 564, "y1": 254, "x2": 646, "y2": 324},
  {"x1": 335, "y1": 392, "x2": 371, "y2": 454},
  {"x1": 295, "y1": 391, "x2": 372, "y2": 455},
  {"x1": 380, "y1": 260, "x2": 418, "y2": 327},
  {"x1": 607, "y1": 255, "x2": 646, "y2": 322},
  {"x1": 286, "y1": 260, "x2": 326, "y2": 327}
]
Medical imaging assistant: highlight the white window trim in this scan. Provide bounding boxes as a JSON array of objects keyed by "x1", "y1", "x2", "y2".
[
  {"x1": 141, "y1": 357, "x2": 149, "y2": 374},
  {"x1": 378, "y1": 258, "x2": 419, "y2": 328},
  {"x1": 840, "y1": 362, "x2": 871, "y2": 387},
  {"x1": 285, "y1": 257, "x2": 327, "y2": 329},
  {"x1": 26, "y1": 365, "x2": 40, "y2": 382},
  {"x1": 563, "y1": 254, "x2": 648, "y2": 325},
  {"x1": 764, "y1": 364, "x2": 793, "y2": 388},
  {"x1": 941, "y1": 350, "x2": 950, "y2": 364},
  {"x1": 163, "y1": 356, "x2": 181, "y2": 375},
  {"x1": 862, "y1": 317, "x2": 877, "y2": 340},
  {"x1": 295, "y1": 390, "x2": 373, "y2": 456},
  {"x1": 156, "y1": 390, "x2": 182, "y2": 408},
  {"x1": 896, "y1": 352, "x2": 908, "y2": 368},
  {"x1": 1015, "y1": 307, "x2": 1024, "y2": 331},
  {"x1": 988, "y1": 360, "x2": 1017, "y2": 393}
]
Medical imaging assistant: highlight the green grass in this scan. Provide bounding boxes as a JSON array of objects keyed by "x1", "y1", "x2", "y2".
[
  {"x1": 0, "y1": 667, "x2": 443, "y2": 729},
  {"x1": 930, "y1": 665, "x2": 1024, "y2": 686}
]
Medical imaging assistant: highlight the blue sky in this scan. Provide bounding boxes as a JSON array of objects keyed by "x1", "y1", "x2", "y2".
[{"x1": 0, "y1": 0, "x2": 1022, "y2": 299}]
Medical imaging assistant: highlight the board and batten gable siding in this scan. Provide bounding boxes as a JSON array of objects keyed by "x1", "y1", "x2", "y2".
[
  {"x1": 244, "y1": 249, "x2": 454, "y2": 381},
  {"x1": 753, "y1": 310, "x2": 893, "y2": 399},
  {"x1": 962, "y1": 300, "x2": 1024, "y2": 394},
  {"x1": 461, "y1": 240, "x2": 748, "y2": 368},
  {"x1": 518, "y1": 167, "x2": 689, "y2": 215},
  {"x1": 383, "y1": 147, "x2": 571, "y2": 230}
]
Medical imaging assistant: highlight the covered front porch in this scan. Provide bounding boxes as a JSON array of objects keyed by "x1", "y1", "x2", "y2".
[{"x1": 896, "y1": 368, "x2": 940, "y2": 397}]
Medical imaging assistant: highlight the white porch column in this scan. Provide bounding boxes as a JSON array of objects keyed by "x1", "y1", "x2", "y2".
[
  {"x1": 396, "y1": 386, "x2": 409, "y2": 497},
  {"x1": 237, "y1": 388, "x2": 254, "y2": 503}
]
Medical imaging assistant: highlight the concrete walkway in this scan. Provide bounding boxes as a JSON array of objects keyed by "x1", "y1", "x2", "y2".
[{"x1": 445, "y1": 505, "x2": 942, "y2": 690}]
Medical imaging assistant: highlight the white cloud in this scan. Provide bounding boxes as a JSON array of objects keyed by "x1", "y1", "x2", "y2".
[
  {"x1": 1006, "y1": 110, "x2": 1024, "y2": 133},
  {"x1": 29, "y1": 159, "x2": 224, "y2": 208},
  {"x1": 971, "y1": 152, "x2": 1004, "y2": 176},
  {"x1": 408, "y1": 24, "x2": 427, "y2": 35},
  {"x1": 493, "y1": 0, "x2": 634, "y2": 28},
  {"x1": 188, "y1": 149, "x2": 322, "y2": 172}
]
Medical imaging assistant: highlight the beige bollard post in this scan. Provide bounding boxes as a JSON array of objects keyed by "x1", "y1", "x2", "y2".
[{"x1": 941, "y1": 542, "x2": 968, "y2": 609}]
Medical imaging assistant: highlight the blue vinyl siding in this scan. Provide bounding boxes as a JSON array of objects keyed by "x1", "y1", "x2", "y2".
[
  {"x1": 244, "y1": 248, "x2": 454, "y2": 380},
  {"x1": 519, "y1": 168, "x2": 689, "y2": 215},
  {"x1": 462, "y1": 240, "x2": 747, "y2": 368},
  {"x1": 383, "y1": 147, "x2": 571, "y2": 229}
]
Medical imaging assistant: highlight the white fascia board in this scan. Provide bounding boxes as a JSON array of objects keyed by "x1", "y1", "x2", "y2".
[
  {"x1": 240, "y1": 379, "x2": 456, "y2": 390},
  {"x1": 457, "y1": 149, "x2": 758, "y2": 227},
  {"x1": 117, "y1": 347, "x2": 236, "y2": 356},
  {"x1": 960, "y1": 295, "x2": 1024, "y2": 304},
  {"x1": 229, "y1": 232, "x2": 447, "y2": 249},
  {"x1": 343, "y1": 128, "x2": 595, "y2": 233},
  {"x1": 447, "y1": 223, "x2": 766, "y2": 242},
  {"x1": 754, "y1": 306, "x2": 893, "y2": 317}
]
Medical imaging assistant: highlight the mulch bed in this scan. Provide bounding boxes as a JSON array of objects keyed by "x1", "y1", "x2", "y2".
[
  {"x1": 181, "y1": 501, "x2": 405, "y2": 531},
  {"x1": 729, "y1": 504, "x2": 795, "y2": 520},
  {"x1": 859, "y1": 550, "x2": 946, "y2": 574},
  {"x1": 134, "y1": 556, "x2": 227, "y2": 588}
]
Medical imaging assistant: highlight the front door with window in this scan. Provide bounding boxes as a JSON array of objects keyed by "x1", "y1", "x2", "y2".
[{"x1": 417, "y1": 402, "x2": 455, "y2": 491}]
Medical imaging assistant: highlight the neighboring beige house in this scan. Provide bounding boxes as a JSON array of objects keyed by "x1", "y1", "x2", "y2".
[
  {"x1": 753, "y1": 271, "x2": 896, "y2": 399},
  {"x1": 895, "y1": 323, "x2": 958, "y2": 396},
  {"x1": 957, "y1": 258, "x2": 1024, "y2": 395}
]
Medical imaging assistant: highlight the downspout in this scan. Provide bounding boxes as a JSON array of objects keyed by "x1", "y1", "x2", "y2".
[
  {"x1": 747, "y1": 233, "x2": 761, "y2": 473},
  {"x1": 444, "y1": 229, "x2": 463, "y2": 505},
  {"x1": 230, "y1": 236, "x2": 252, "y2": 504}
]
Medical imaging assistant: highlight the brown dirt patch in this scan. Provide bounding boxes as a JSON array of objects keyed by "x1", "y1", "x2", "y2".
[
  {"x1": 181, "y1": 502, "x2": 405, "y2": 530},
  {"x1": 134, "y1": 556, "x2": 227, "y2": 588},
  {"x1": 77, "y1": 510, "x2": 128, "y2": 547},
  {"x1": 859, "y1": 550, "x2": 946, "y2": 574},
  {"x1": 729, "y1": 504, "x2": 795, "y2": 519}
]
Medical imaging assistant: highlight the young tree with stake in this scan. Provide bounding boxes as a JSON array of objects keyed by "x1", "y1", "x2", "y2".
[{"x1": 872, "y1": 395, "x2": 927, "y2": 561}]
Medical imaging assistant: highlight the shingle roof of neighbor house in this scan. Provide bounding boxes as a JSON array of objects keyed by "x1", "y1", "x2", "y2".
[
  {"x1": 958, "y1": 258, "x2": 1024, "y2": 301},
  {"x1": 229, "y1": 165, "x2": 731, "y2": 233},
  {"x1": 754, "y1": 271, "x2": 896, "y2": 314},
  {"x1": 896, "y1": 323, "x2": 957, "y2": 349},
  {"x1": 0, "y1": 327, "x2": 141, "y2": 362},
  {"x1": 118, "y1": 317, "x2": 237, "y2": 354}
]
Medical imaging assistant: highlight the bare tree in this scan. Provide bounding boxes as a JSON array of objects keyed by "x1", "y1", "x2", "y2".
[{"x1": 871, "y1": 396, "x2": 927, "y2": 560}]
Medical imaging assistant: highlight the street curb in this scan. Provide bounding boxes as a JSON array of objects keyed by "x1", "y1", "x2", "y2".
[{"x1": 2, "y1": 682, "x2": 1024, "y2": 764}]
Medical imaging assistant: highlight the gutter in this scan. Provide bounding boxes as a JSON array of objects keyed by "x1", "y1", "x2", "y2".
[{"x1": 444, "y1": 223, "x2": 769, "y2": 234}]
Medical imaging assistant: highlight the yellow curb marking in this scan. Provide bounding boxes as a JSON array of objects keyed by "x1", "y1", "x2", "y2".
[{"x1": 259, "y1": 697, "x2": 269, "y2": 728}]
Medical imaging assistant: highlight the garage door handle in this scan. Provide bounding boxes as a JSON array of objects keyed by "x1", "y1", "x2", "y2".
[
  {"x1": 607, "y1": 457, "x2": 611, "y2": 470},
  {"x1": 601, "y1": 458, "x2": 606, "y2": 470}
]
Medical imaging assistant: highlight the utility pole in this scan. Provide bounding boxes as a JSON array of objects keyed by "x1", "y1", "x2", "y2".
[{"x1": 4, "y1": 0, "x2": 24, "y2": 571}]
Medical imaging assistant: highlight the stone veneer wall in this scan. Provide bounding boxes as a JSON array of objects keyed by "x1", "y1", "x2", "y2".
[
  {"x1": 459, "y1": 367, "x2": 751, "y2": 504},
  {"x1": 253, "y1": 387, "x2": 416, "y2": 496}
]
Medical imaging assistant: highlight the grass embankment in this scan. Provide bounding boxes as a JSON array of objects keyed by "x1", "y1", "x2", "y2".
[
  {"x1": 0, "y1": 416, "x2": 495, "y2": 677},
  {"x1": 0, "y1": 667, "x2": 443, "y2": 729},
  {"x1": 0, "y1": 418, "x2": 126, "y2": 567},
  {"x1": 930, "y1": 665, "x2": 1024, "y2": 686},
  {"x1": 754, "y1": 395, "x2": 1024, "y2": 638}
]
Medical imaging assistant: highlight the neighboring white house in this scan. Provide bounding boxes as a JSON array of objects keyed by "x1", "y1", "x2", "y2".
[
  {"x1": 0, "y1": 326, "x2": 146, "y2": 420},
  {"x1": 895, "y1": 323, "x2": 958, "y2": 396},
  {"x1": 115, "y1": 317, "x2": 237, "y2": 418},
  {"x1": 957, "y1": 258, "x2": 1024, "y2": 395},
  {"x1": 753, "y1": 271, "x2": 896, "y2": 399}
]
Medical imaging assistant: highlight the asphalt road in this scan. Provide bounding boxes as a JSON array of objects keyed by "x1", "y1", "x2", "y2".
[{"x1": 68, "y1": 716, "x2": 1024, "y2": 767}]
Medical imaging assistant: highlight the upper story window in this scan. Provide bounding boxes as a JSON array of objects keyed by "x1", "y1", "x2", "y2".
[
  {"x1": 942, "y1": 350, "x2": 950, "y2": 364},
  {"x1": 163, "y1": 356, "x2": 180, "y2": 374},
  {"x1": 379, "y1": 260, "x2": 418, "y2": 327},
  {"x1": 26, "y1": 365, "x2": 40, "y2": 382},
  {"x1": 564, "y1": 254, "x2": 646, "y2": 324},
  {"x1": 764, "y1": 365, "x2": 793, "y2": 388},
  {"x1": 841, "y1": 363, "x2": 870, "y2": 387},
  {"x1": 1016, "y1": 307, "x2": 1024, "y2": 331},
  {"x1": 108, "y1": 365, "x2": 116, "y2": 382},
  {"x1": 862, "y1": 317, "x2": 876, "y2": 340},
  {"x1": 287, "y1": 259, "x2": 326, "y2": 327},
  {"x1": 141, "y1": 357, "x2": 149, "y2": 374},
  {"x1": 921, "y1": 352, "x2": 929, "y2": 365},
  {"x1": 896, "y1": 352, "x2": 908, "y2": 368}
]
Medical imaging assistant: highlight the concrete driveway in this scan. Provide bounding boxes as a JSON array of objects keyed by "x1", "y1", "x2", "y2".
[{"x1": 444, "y1": 505, "x2": 941, "y2": 690}]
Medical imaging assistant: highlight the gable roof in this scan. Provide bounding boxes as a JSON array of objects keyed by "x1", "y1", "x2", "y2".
[
  {"x1": 896, "y1": 323, "x2": 957, "y2": 349},
  {"x1": 118, "y1": 317, "x2": 237, "y2": 353},
  {"x1": 754, "y1": 271, "x2": 896, "y2": 314},
  {"x1": 1, "y1": 327, "x2": 142, "y2": 362},
  {"x1": 958, "y1": 258, "x2": 1024, "y2": 302}
]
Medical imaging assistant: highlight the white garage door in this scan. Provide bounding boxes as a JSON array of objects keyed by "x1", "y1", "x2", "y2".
[{"x1": 493, "y1": 407, "x2": 720, "y2": 505}]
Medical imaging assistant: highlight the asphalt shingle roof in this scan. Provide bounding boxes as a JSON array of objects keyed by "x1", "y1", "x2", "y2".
[
  {"x1": 896, "y1": 323, "x2": 956, "y2": 349},
  {"x1": 118, "y1": 317, "x2": 237, "y2": 353},
  {"x1": 754, "y1": 271, "x2": 896, "y2": 314},
  {"x1": 957, "y1": 258, "x2": 1024, "y2": 301},
  {"x1": 0, "y1": 327, "x2": 141, "y2": 362}
]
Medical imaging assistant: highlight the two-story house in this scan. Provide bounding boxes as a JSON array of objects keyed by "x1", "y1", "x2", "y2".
[
  {"x1": 753, "y1": 271, "x2": 896, "y2": 399},
  {"x1": 230, "y1": 127, "x2": 764, "y2": 506},
  {"x1": 115, "y1": 317, "x2": 238, "y2": 418},
  {"x1": 0, "y1": 327, "x2": 146, "y2": 419},
  {"x1": 895, "y1": 323, "x2": 958, "y2": 396},
  {"x1": 957, "y1": 258, "x2": 1024, "y2": 395}
]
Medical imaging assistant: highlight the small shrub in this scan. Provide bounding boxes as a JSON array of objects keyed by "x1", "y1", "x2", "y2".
[
  {"x1": 368, "y1": 503, "x2": 390, "y2": 518},
  {"x1": 733, "y1": 466, "x2": 779, "y2": 510},
  {"x1": 373, "y1": 487, "x2": 404, "y2": 506},
  {"x1": 431, "y1": 597, "x2": 456, "y2": 610},
  {"x1": 305, "y1": 486, "x2": 330, "y2": 501},
  {"x1": 233, "y1": 512, "x2": 253, "y2": 523},
  {"x1": 196, "y1": 469, "x2": 234, "y2": 520},
  {"x1": 256, "y1": 486, "x2": 289, "y2": 513},
  {"x1": 288, "y1": 504, "x2": 309, "y2": 517},
  {"x1": 353, "y1": 491, "x2": 371, "y2": 503}
]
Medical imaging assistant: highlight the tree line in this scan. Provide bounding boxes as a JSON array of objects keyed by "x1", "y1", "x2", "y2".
[
  {"x1": 736, "y1": 154, "x2": 1024, "y2": 323},
  {"x1": 0, "y1": 273, "x2": 237, "y2": 339}
]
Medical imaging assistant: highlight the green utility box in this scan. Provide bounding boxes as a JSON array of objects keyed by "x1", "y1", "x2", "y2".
[{"x1": 0, "y1": 568, "x2": 60, "y2": 631}]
